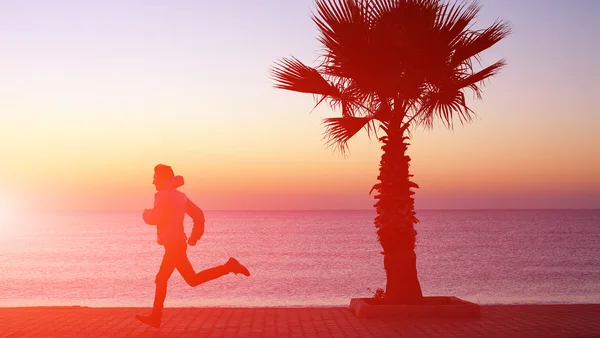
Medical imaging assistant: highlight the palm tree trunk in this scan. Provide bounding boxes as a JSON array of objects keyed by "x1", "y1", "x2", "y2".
[{"x1": 373, "y1": 127, "x2": 423, "y2": 304}]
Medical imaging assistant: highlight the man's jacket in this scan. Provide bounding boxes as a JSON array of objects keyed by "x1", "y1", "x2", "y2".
[{"x1": 142, "y1": 175, "x2": 205, "y2": 245}]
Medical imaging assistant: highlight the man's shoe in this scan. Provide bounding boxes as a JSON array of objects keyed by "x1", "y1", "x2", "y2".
[
  {"x1": 226, "y1": 257, "x2": 250, "y2": 276},
  {"x1": 135, "y1": 314, "x2": 161, "y2": 328}
]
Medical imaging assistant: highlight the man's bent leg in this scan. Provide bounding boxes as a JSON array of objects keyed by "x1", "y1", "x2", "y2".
[{"x1": 175, "y1": 246, "x2": 230, "y2": 287}]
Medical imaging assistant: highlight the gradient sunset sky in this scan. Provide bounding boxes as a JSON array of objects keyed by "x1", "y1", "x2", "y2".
[{"x1": 1, "y1": 0, "x2": 598, "y2": 212}]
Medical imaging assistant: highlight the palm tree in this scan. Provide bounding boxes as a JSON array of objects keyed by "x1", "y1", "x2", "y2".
[{"x1": 271, "y1": 0, "x2": 509, "y2": 304}]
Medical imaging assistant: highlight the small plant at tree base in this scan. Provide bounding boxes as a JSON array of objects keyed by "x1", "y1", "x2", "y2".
[{"x1": 368, "y1": 288, "x2": 386, "y2": 301}]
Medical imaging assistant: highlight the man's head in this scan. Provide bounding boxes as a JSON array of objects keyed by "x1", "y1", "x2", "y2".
[{"x1": 153, "y1": 164, "x2": 175, "y2": 190}]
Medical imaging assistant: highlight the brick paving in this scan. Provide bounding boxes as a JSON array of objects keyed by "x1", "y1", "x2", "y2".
[{"x1": 1, "y1": 305, "x2": 599, "y2": 337}]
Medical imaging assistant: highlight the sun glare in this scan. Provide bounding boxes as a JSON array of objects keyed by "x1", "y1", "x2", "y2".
[{"x1": 0, "y1": 197, "x2": 14, "y2": 226}]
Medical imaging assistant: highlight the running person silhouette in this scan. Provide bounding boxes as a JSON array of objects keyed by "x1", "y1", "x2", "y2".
[{"x1": 136, "y1": 164, "x2": 250, "y2": 328}]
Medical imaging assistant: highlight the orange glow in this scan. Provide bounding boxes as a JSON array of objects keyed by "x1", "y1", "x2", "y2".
[{"x1": 1, "y1": 0, "x2": 598, "y2": 212}]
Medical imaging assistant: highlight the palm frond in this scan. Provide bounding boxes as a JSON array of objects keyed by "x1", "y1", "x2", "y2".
[
  {"x1": 399, "y1": 98, "x2": 422, "y2": 132},
  {"x1": 272, "y1": 0, "x2": 509, "y2": 137},
  {"x1": 367, "y1": 0, "x2": 397, "y2": 27},
  {"x1": 436, "y1": 0, "x2": 480, "y2": 45},
  {"x1": 313, "y1": 0, "x2": 363, "y2": 58},
  {"x1": 418, "y1": 87, "x2": 475, "y2": 129},
  {"x1": 336, "y1": 79, "x2": 376, "y2": 117},
  {"x1": 313, "y1": 0, "x2": 372, "y2": 83},
  {"x1": 458, "y1": 59, "x2": 506, "y2": 99},
  {"x1": 451, "y1": 19, "x2": 511, "y2": 67},
  {"x1": 322, "y1": 115, "x2": 375, "y2": 154},
  {"x1": 271, "y1": 57, "x2": 340, "y2": 97},
  {"x1": 371, "y1": 95, "x2": 392, "y2": 123}
]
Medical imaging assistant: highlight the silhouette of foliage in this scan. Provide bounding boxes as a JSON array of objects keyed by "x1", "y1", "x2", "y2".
[
  {"x1": 368, "y1": 287, "x2": 387, "y2": 301},
  {"x1": 272, "y1": 0, "x2": 509, "y2": 303}
]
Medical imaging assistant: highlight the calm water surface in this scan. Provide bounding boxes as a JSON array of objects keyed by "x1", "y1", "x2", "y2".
[{"x1": 0, "y1": 210, "x2": 598, "y2": 307}]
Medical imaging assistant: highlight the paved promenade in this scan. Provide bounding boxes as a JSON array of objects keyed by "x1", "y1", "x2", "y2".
[{"x1": 1, "y1": 305, "x2": 600, "y2": 337}]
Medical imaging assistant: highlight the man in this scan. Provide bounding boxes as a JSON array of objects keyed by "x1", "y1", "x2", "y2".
[{"x1": 136, "y1": 164, "x2": 250, "y2": 328}]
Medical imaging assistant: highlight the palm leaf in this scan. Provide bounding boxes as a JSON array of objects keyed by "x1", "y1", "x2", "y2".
[
  {"x1": 418, "y1": 86, "x2": 475, "y2": 129},
  {"x1": 451, "y1": 20, "x2": 511, "y2": 67},
  {"x1": 322, "y1": 116, "x2": 375, "y2": 154},
  {"x1": 435, "y1": 0, "x2": 480, "y2": 45},
  {"x1": 271, "y1": 57, "x2": 340, "y2": 97},
  {"x1": 313, "y1": 0, "x2": 373, "y2": 84},
  {"x1": 458, "y1": 59, "x2": 506, "y2": 99},
  {"x1": 273, "y1": 0, "x2": 509, "y2": 139}
]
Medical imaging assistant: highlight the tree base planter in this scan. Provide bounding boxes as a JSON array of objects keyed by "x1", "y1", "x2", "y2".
[{"x1": 349, "y1": 296, "x2": 481, "y2": 319}]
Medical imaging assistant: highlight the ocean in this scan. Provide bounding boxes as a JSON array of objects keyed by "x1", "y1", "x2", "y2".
[{"x1": 0, "y1": 209, "x2": 599, "y2": 307}]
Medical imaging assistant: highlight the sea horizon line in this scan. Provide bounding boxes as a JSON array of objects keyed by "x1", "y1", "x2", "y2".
[{"x1": 30, "y1": 208, "x2": 600, "y2": 213}]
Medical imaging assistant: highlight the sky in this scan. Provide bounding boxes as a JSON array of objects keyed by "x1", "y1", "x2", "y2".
[{"x1": 0, "y1": 0, "x2": 598, "y2": 212}]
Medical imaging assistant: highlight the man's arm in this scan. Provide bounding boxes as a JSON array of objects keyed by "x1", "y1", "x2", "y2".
[
  {"x1": 142, "y1": 192, "x2": 167, "y2": 225},
  {"x1": 186, "y1": 198, "x2": 205, "y2": 246}
]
